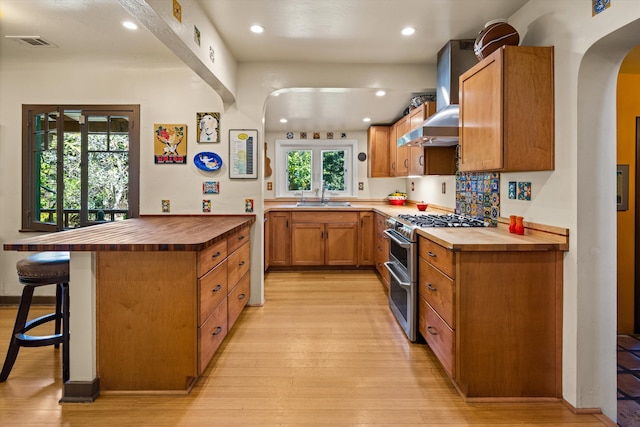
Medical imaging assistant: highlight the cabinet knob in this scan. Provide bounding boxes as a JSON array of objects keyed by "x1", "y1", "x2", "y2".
[
  {"x1": 212, "y1": 284, "x2": 222, "y2": 293},
  {"x1": 238, "y1": 235, "x2": 246, "y2": 240},
  {"x1": 427, "y1": 326, "x2": 438, "y2": 336},
  {"x1": 239, "y1": 260, "x2": 245, "y2": 267},
  {"x1": 212, "y1": 326, "x2": 223, "y2": 336},
  {"x1": 427, "y1": 284, "x2": 437, "y2": 292},
  {"x1": 427, "y1": 251, "x2": 436, "y2": 258},
  {"x1": 238, "y1": 293, "x2": 246, "y2": 300},
  {"x1": 211, "y1": 251, "x2": 221, "y2": 259}
]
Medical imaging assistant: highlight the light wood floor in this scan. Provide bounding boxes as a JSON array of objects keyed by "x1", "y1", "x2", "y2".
[{"x1": 0, "y1": 271, "x2": 611, "y2": 426}]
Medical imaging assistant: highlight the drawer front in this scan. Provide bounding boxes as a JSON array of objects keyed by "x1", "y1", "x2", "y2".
[
  {"x1": 292, "y1": 211, "x2": 358, "y2": 223},
  {"x1": 228, "y1": 241, "x2": 251, "y2": 286},
  {"x1": 419, "y1": 257, "x2": 455, "y2": 328},
  {"x1": 199, "y1": 260, "x2": 228, "y2": 325},
  {"x1": 227, "y1": 271, "x2": 250, "y2": 330},
  {"x1": 424, "y1": 301, "x2": 454, "y2": 378},
  {"x1": 198, "y1": 239, "x2": 228, "y2": 277},
  {"x1": 375, "y1": 213, "x2": 388, "y2": 229},
  {"x1": 228, "y1": 225, "x2": 250, "y2": 254},
  {"x1": 199, "y1": 299, "x2": 228, "y2": 374},
  {"x1": 419, "y1": 238, "x2": 454, "y2": 278}
]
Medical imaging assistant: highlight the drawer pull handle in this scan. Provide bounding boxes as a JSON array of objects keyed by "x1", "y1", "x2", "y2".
[
  {"x1": 427, "y1": 284, "x2": 437, "y2": 292},
  {"x1": 212, "y1": 326, "x2": 223, "y2": 336},
  {"x1": 211, "y1": 251, "x2": 222, "y2": 259},
  {"x1": 238, "y1": 293, "x2": 246, "y2": 300},
  {"x1": 427, "y1": 326, "x2": 438, "y2": 336},
  {"x1": 238, "y1": 235, "x2": 245, "y2": 240},
  {"x1": 239, "y1": 261, "x2": 245, "y2": 267},
  {"x1": 427, "y1": 251, "x2": 436, "y2": 258},
  {"x1": 212, "y1": 284, "x2": 222, "y2": 293}
]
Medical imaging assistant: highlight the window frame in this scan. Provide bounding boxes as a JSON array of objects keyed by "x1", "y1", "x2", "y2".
[
  {"x1": 21, "y1": 104, "x2": 140, "y2": 231},
  {"x1": 275, "y1": 139, "x2": 357, "y2": 198}
]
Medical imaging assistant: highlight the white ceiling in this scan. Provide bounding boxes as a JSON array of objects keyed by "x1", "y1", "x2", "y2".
[{"x1": 1, "y1": 0, "x2": 596, "y2": 133}]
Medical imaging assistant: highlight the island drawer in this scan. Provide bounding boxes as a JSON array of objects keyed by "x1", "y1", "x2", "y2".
[
  {"x1": 227, "y1": 271, "x2": 250, "y2": 330},
  {"x1": 228, "y1": 241, "x2": 251, "y2": 286},
  {"x1": 419, "y1": 237, "x2": 455, "y2": 278},
  {"x1": 228, "y1": 224, "x2": 250, "y2": 254},
  {"x1": 419, "y1": 257, "x2": 455, "y2": 328},
  {"x1": 424, "y1": 300, "x2": 454, "y2": 378},
  {"x1": 199, "y1": 299, "x2": 228, "y2": 374},
  {"x1": 198, "y1": 239, "x2": 228, "y2": 277},
  {"x1": 198, "y1": 260, "x2": 228, "y2": 324}
]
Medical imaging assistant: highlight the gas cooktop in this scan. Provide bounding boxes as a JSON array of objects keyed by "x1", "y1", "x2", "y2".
[
  {"x1": 386, "y1": 213, "x2": 489, "y2": 241},
  {"x1": 398, "y1": 213, "x2": 489, "y2": 228}
]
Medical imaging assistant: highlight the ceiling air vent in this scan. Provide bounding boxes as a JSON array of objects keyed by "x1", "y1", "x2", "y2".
[{"x1": 5, "y1": 36, "x2": 57, "y2": 47}]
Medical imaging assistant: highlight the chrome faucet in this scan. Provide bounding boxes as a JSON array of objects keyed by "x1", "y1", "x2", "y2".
[{"x1": 321, "y1": 181, "x2": 329, "y2": 203}]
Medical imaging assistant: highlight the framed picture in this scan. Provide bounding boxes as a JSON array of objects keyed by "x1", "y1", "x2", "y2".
[
  {"x1": 617, "y1": 164, "x2": 629, "y2": 211},
  {"x1": 229, "y1": 129, "x2": 258, "y2": 179},
  {"x1": 196, "y1": 112, "x2": 220, "y2": 143},
  {"x1": 154, "y1": 124, "x2": 186, "y2": 164}
]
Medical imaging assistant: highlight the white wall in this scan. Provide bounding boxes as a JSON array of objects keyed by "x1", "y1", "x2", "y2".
[
  {"x1": 0, "y1": 57, "x2": 264, "y2": 305},
  {"x1": 264, "y1": 130, "x2": 406, "y2": 200}
]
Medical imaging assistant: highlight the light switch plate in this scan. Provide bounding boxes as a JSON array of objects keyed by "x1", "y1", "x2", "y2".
[{"x1": 358, "y1": 182, "x2": 364, "y2": 190}]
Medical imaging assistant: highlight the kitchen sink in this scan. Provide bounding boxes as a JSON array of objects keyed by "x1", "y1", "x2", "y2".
[{"x1": 294, "y1": 201, "x2": 352, "y2": 207}]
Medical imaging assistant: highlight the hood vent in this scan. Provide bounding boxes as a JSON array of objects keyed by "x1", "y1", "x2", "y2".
[
  {"x1": 5, "y1": 36, "x2": 57, "y2": 47},
  {"x1": 399, "y1": 39, "x2": 476, "y2": 147}
]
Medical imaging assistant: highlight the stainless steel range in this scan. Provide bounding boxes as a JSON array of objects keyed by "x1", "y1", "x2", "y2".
[{"x1": 383, "y1": 213, "x2": 488, "y2": 341}]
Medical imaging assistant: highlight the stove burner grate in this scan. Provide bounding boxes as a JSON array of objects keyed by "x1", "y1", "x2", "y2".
[{"x1": 397, "y1": 213, "x2": 488, "y2": 228}]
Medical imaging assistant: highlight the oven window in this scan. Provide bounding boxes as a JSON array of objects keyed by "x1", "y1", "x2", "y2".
[
  {"x1": 390, "y1": 276, "x2": 408, "y2": 323},
  {"x1": 390, "y1": 239, "x2": 408, "y2": 269}
]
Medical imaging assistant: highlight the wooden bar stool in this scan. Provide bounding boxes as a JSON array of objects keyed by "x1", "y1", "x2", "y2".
[{"x1": 0, "y1": 252, "x2": 70, "y2": 382}]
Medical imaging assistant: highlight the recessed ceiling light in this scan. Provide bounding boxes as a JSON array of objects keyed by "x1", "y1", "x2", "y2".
[
  {"x1": 280, "y1": 118, "x2": 288, "y2": 123},
  {"x1": 250, "y1": 25, "x2": 265, "y2": 34},
  {"x1": 363, "y1": 117, "x2": 372, "y2": 122},
  {"x1": 375, "y1": 90, "x2": 386, "y2": 97},
  {"x1": 122, "y1": 21, "x2": 138, "y2": 30},
  {"x1": 401, "y1": 27, "x2": 415, "y2": 36}
]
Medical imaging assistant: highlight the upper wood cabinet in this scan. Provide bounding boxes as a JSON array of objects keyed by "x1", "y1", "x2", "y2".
[
  {"x1": 394, "y1": 115, "x2": 410, "y2": 176},
  {"x1": 459, "y1": 46, "x2": 554, "y2": 172},
  {"x1": 366, "y1": 126, "x2": 390, "y2": 177}
]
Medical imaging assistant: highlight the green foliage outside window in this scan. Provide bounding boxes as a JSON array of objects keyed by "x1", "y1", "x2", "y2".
[
  {"x1": 287, "y1": 150, "x2": 311, "y2": 191},
  {"x1": 322, "y1": 150, "x2": 345, "y2": 191}
]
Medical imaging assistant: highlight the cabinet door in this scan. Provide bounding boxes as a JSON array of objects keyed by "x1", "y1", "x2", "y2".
[
  {"x1": 395, "y1": 116, "x2": 410, "y2": 176},
  {"x1": 358, "y1": 211, "x2": 375, "y2": 266},
  {"x1": 389, "y1": 122, "x2": 399, "y2": 176},
  {"x1": 367, "y1": 126, "x2": 390, "y2": 177},
  {"x1": 459, "y1": 51, "x2": 504, "y2": 171},
  {"x1": 325, "y1": 222, "x2": 358, "y2": 265},
  {"x1": 291, "y1": 222, "x2": 325, "y2": 265},
  {"x1": 424, "y1": 146, "x2": 456, "y2": 175},
  {"x1": 264, "y1": 214, "x2": 270, "y2": 271},
  {"x1": 269, "y1": 211, "x2": 291, "y2": 266},
  {"x1": 408, "y1": 146, "x2": 425, "y2": 176}
]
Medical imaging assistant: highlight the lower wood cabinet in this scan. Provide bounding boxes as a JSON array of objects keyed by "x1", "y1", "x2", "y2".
[
  {"x1": 96, "y1": 224, "x2": 252, "y2": 393},
  {"x1": 267, "y1": 210, "x2": 375, "y2": 268},
  {"x1": 418, "y1": 235, "x2": 562, "y2": 400},
  {"x1": 291, "y1": 212, "x2": 358, "y2": 265},
  {"x1": 374, "y1": 213, "x2": 389, "y2": 289}
]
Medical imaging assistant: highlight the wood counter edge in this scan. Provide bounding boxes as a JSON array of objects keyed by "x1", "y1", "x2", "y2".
[{"x1": 4, "y1": 215, "x2": 256, "y2": 252}]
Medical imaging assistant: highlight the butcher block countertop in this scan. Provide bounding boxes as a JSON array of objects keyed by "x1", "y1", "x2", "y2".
[
  {"x1": 264, "y1": 200, "x2": 568, "y2": 252},
  {"x1": 4, "y1": 215, "x2": 256, "y2": 252}
]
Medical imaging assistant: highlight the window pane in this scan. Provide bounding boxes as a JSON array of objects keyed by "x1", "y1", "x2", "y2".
[
  {"x1": 62, "y1": 131, "x2": 81, "y2": 228},
  {"x1": 36, "y1": 150, "x2": 57, "y2": 224},
  {"x1": 110, "y1": 134, "x2": 129, "y2": 151},
  {"x1": 287, "y1": 150, "x2": 311, "y2": 191},
  {"x1": 110, "y1": 116, "x2": 129, "y2": 134},
  {"x1": 88, "y1": 116, "x2": 108, "y2": 151},
  {"x1": 88, "y1": 151, "x2": 129, "y2": 213},
  {"x1": 322, "y1": 150, "x2": 346, "y2": 191}
]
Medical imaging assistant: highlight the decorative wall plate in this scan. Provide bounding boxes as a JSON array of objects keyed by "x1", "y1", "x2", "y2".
[{"x1": 194, "y1": 152, "x2": 222, "y2": 171}]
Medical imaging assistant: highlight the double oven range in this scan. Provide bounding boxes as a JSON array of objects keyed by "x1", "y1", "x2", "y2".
[{"x1": 383, "y1": 213, "x2": 488, "y2": 341}]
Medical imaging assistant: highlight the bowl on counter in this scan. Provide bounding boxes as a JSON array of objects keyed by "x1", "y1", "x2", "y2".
[
  {"x1": 388, "y1": 195, "x2": 407, "y2": 206},
  {"x1": 416, "y1": 203, "x2": 428, "y2": 211}
]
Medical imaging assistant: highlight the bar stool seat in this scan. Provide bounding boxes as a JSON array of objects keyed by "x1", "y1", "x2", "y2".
[{"x1": 0, "y1": 251, "x2": 70, "y2": 382}]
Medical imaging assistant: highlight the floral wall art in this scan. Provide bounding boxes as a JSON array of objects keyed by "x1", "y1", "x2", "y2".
[{"x1": 154, "y1": 124, "x2": 186, "y2": 164}]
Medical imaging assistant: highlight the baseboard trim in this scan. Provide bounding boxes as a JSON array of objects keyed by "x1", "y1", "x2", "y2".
[
  {"x1": 60, "y1": 378, "x2": 100, "y2": 403},
  {"x1": 0, "y1": 296, "x2": 57, "y2": 306}
]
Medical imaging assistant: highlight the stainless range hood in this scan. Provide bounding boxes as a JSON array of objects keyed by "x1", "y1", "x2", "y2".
[{"x1": 399, "y1": 39, "x2": 477, "y2": 147}]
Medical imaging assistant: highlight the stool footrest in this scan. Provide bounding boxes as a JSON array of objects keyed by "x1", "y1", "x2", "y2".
[
  {"x1": 15, "y1": 333, "x2": 64, "y2": 348},
  {"x1": 22, "y1": 313, "x2": 60, "y2": 333}
]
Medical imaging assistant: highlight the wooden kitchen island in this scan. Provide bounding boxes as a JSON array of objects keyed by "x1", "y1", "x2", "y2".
[{"x1": 4, "y1": 215, "x2": 255, "y2": 400}]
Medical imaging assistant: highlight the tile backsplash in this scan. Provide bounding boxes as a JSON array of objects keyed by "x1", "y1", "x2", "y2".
[{"x1": 455, "y1": 172, "x2": 500, "y2": 226}]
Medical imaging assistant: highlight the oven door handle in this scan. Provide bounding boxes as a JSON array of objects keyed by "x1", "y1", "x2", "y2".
[
  {"x1": 383, "y1": 262, "x2": 412, "y2": 290},
  {"x1": 383, "y1": 229, "x2": 413, "y2": 249}
]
